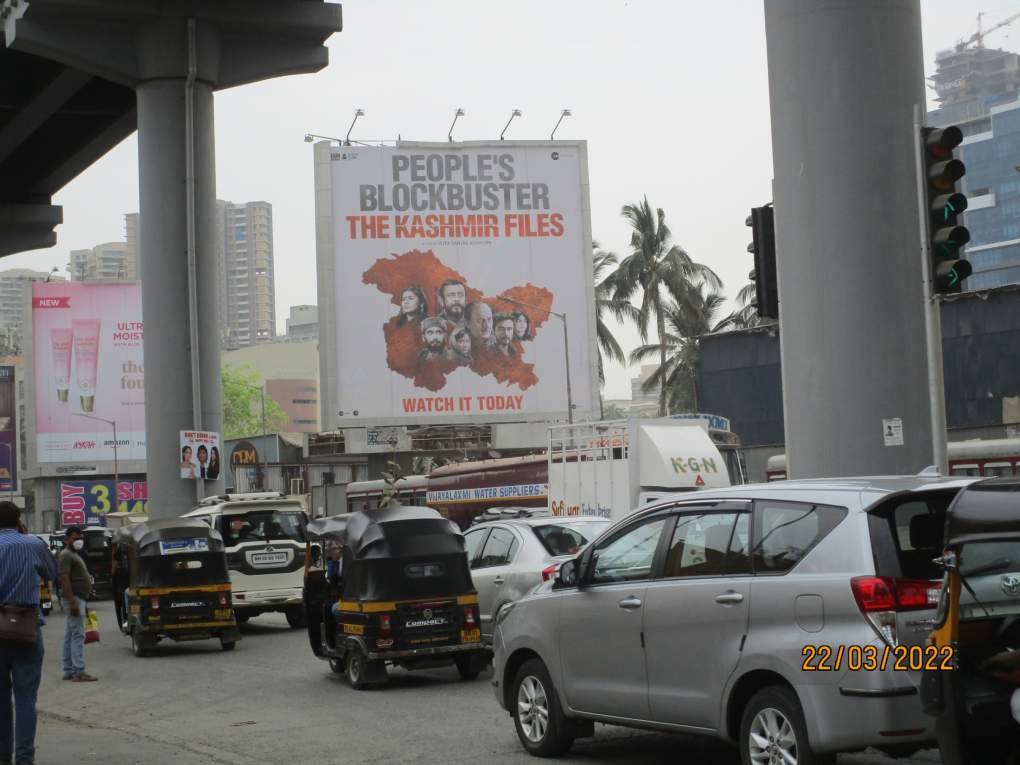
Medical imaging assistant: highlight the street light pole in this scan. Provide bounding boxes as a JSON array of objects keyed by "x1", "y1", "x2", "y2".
[
  {"x1": 73, "y1": 412, "x2": 118, "y2": 510},
  {"x1": 238, "y1": 381, "x2": 268, "y2": 490},
  {"x1": 503, "y1": 297, "x2": 574, "y2": 424}
]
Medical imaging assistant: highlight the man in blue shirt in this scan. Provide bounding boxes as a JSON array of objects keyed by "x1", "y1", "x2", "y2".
[{"x1": 0, "y1": 502, "x2": 58, "y2": 765}]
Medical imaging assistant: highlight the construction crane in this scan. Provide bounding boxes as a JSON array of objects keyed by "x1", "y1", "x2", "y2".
[{"x1": 956, "y1": 10, "x2": 1020, "y2": 51}]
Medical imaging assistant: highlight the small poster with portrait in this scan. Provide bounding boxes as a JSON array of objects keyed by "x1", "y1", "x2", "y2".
[{"x1": 179, "y1": 430, "x2": 222, "y2": 481}]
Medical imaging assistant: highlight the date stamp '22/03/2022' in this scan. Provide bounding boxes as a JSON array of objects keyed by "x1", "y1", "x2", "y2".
[{"x1": 801, "y1": 644, "x2": 955, "y2": 672}]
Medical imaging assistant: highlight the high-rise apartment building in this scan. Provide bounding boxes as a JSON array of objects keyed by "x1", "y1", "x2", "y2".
[
  {"x1": 929, "y1": 41, "x2": 1020, "y2": 289},
  {"x1": 218, "y1": 200, "x2": 276, "y2": 349},
  {"x1": 68, "y1": 240, "x2": 136, "y2": 282},
  {"x1": 285, "y1": 304, "x2": 318, "y2": 343},
  {"x1": 0, "y1": 268, "x2": 64, "y2": 353}
]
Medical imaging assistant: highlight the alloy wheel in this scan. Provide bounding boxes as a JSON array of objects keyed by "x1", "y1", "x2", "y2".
[
  {"x1": 749, "y1": 706, "x2": 798, "y2": 765},
  {"x1": 517, "y1": 675, "x2": 550, "y2": 743}
]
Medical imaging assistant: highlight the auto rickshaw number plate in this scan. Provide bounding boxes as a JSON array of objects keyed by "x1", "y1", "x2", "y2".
[
  {"x1": 343, "y1": 623, "x2": 365, "y2": 635},
  {"x1": 460, "y1": 628, "x2": 481, "y2": 643}
]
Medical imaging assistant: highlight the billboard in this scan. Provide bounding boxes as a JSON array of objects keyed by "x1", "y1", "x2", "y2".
[
  {"x1": 0, "y1": 366, "x2": 15, "y2": 492},
  {"x1": 32, "y1": 282, "x2": 145, "y2": 463},
  {"x1": 60, "y1": 479, "x2": 149, "y2": 527},
  {"x1": 318, "y1": 141, "x2": 597, "y2": 427},
  {"x1": 179, "y1": 430, "x2": 221, "y2": 480}
]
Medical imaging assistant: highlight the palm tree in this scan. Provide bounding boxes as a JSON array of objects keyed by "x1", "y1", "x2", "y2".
[
  {"x1": 629, "y1": 284, "x2": 734, "y2": 413},
  {"x1": 609, "y1": 197, "x2": 721, "y2": 415},
  {"x1": 592, "y1": 242, "x2": 639, "y2": 388},
  {"x1": 727, "y1": 281, "x2": 762, "y2": 330}
]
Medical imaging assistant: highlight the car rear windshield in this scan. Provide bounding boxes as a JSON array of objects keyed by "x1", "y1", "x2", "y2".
[
  {"x1": 532, "y1": 522, "x2": 609, "y2": 557},
  {"x1": 868, "y1": 490, "x2": 959, "y2": 580},
  {"x1": 220, "y1": 510, "x2": 307, "y2": 547}
]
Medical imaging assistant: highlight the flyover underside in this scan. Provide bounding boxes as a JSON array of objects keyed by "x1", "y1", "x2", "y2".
[{"x1": 3, "y1": 0, "x2": 341, "y2": 515}]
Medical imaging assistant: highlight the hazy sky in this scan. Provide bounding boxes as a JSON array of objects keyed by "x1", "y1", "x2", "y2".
[{"x1": 5, "y1": 0, "x2": 1018, "y2": 400}]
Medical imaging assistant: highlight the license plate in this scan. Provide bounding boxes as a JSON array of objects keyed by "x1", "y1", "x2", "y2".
[
  {"x1": 251, "y1": 551, "x2": 288, "y2": 566},
  {"x1": 460, "y1": 629, "x2": 481, "y2": 643}
]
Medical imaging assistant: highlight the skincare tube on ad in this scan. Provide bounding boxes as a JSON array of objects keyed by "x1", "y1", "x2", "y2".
[
  {"x1": 51, "y1": 327, "x2": 73, "y2": 403},
  {"x1": 72, "y1": 319, "x2": 101, "y2": 412}
]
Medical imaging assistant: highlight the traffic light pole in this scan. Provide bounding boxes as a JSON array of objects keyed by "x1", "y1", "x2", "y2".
[{"x1": 913, "y1": 104, "x2": 949, "y2": 475}]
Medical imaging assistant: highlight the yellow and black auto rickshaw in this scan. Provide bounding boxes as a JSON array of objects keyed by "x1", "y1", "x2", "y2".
[
  {"x1": 922, "y1": 478, "x2": 1020, "y2": 764},
  {"x1": 113, "y1": 518, "x2": 240, "y2": 657},
  {"x1": 303, "y1": 505, "x2": 487, "y2": 689}
]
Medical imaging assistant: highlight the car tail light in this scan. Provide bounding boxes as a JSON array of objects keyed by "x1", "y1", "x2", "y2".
[
  {"x1": 378, "y1": 614, "x2": 392, "y2": 634},
  {"x1": 149, "y1": 596, "x2": 160, "y2": 614},
  {"x1": 463, "y1": 606, "x2": 477, "y2": 628},
  {"x1": 851, "y1": 577, "x2": 943, "y2": 646},
  {"x1": 217, "y1": 590, "x2": 230, "y2": 608},
  {"x1": 542, "y1": 563, "x2": 560, "y2": 582}
]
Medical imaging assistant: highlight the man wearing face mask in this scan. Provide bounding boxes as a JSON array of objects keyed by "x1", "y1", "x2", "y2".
[{"x1": 57, "y1": 527, "x2": 96, "y2": 682}]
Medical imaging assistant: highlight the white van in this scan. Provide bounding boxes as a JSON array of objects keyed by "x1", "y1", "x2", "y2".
[{"x1": 182, "y1": 493, "x2": 308, "y2": 627}]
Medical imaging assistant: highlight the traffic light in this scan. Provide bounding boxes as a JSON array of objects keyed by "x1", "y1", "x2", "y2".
[
  {"x1": 921, "y1": 126, "x2": 971, "y2": 294},
  {"x1": 746, "y1": 204, "x2": 778, "y2": 319}
]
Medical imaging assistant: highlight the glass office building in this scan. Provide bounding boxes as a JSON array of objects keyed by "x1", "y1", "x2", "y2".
[{"x1": 929, "y1": 45, "x2": 1020, "y2": 290}]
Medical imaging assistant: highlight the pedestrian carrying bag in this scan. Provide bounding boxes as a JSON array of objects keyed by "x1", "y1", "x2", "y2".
[
  {"x1": 0, "y1": 603, "x2": 39, "y2": 644},
  {"x1": 84, "y1": 609, "x2": 100, "y2": 644}
]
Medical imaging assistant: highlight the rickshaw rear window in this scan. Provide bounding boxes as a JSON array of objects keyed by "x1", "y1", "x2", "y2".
[
  {"x1": 405, "y1": 563, "x2": 444, "y2": 578},
  {"x1": 220, "y1": 510, "x2": 307, "y2": 546}
]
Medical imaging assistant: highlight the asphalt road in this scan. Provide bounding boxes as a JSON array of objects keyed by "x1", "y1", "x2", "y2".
[{"x1": 33, "y1": 601, "x2": 945, "y2": 765}]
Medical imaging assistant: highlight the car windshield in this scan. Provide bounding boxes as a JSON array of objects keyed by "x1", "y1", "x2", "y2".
[
  {"x1": 221, "y1": 510, "x2": 307, "y2": 546},
  {"x1": 959, "y1": 540, "x2": 1020, "y2": 620},
  {"x1": 533, "y1": 522, "x2": 609, "y2": 557}
]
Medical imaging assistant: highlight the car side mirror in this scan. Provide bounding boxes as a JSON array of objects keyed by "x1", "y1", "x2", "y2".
[{"x1": 555, "y1": 558, "x2": 579, "y2": 589}]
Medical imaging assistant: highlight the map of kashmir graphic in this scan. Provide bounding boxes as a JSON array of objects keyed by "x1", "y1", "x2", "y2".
[{"x1": 362, "y1": 249, "x2": 553, "y2": 392}]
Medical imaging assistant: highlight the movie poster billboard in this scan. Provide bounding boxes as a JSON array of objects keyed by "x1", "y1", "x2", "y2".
[
  {"x1": 318, "y1": 141, "x2": 598, "y2": 427},
  {"x1": 0, "y1": 366, "x2": 15, "y2": 492},
  {"x1": 32, "y1": 282, "x2": 145, "y2": 463},
  {"x1": 60, "y1": 479, "x2": 149, "y2": 527},
  {"x1": 179, "y1": 430, "x2": 221, "y2": 480}
]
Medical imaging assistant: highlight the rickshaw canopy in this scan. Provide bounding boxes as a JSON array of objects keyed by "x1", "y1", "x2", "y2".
[
  {"x1": 344, "y1": 506, "x2": 463, "y2": 559},
  {"x1": 114, "y1": 518, "x2": 229, "y2": 588},
  {"x1": 306, "y1": 514, "x2": 353, "y2": 543},
  {"x1": 944, "y1": 478, "x2": 1020, "y2": 547},
  {"x1": 339, "y1": 506, "x2": 474, "y2": 603}
]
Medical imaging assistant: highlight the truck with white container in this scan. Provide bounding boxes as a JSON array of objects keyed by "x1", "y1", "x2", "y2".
[{"x1": 425, "y1": 418, "x2": 737, "y2": 526}]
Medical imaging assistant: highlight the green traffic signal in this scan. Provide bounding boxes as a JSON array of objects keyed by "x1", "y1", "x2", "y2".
[{"x1": 922, "y1": 124, "x2": 971, "y2": 295}]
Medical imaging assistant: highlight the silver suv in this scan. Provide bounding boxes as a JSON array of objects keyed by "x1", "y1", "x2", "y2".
[
  {"x1": 492, "y1": 476, "x2": 976, "y2": 763},
  {"x1": 463, "y1": 515, "x2": 612, "y2": 644}
]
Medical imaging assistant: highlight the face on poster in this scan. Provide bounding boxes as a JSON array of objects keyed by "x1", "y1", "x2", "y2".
[
  {"x1": 324, "y1": 142, "x2": 597, "y2": 427},
  {"x1": 32, "y1": 283, "x2": 145, "y2": 463},
  {"x1": 180, "y1": 430, "x2": 222, "y2": 481}
]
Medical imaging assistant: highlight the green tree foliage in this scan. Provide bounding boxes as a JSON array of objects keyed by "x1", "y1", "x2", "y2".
[
  {"x1": 608, "y1": 198, "x2": 721, "y2": 415},
  {"x1": 222, "y1": 364, "x2": 289, "y2": 440},
  {"x1": 629, "y1": 284, "x2": 734, "y2": 415},
  {"x1": 593, "y1": 241, "x2": 640, "y2": 387}
]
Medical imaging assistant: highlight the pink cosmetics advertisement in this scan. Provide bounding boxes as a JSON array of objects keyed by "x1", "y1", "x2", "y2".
[{"x1": 32, "y1": 282, "x2": 146, "y2": 463}]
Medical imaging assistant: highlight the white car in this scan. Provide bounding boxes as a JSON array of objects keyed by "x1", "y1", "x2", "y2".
[{"x1": 463, "y1": 515, "x2": 612, "y2": 644}]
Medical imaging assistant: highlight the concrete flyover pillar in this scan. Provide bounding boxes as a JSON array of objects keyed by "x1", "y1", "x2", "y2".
[
  {"x1": 764, "y1": 0, "x2": 934, "y2": 478},
  {"x1": 136, "y1": 18, "x2": 225, "y2": 513},
  {"x1": 5, "y1": 2, "x2": 341, "y2": 516}
]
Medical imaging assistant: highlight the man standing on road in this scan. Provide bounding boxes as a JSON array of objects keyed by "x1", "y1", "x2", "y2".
[
  {"x1": 57, "y1": 527, "x2": 96, "y2": 683},
  {"x1": 0, "y1": 501, "x2": 59, "y2": 765}
]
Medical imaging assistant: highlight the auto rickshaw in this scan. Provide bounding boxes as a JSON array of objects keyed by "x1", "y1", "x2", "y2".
[
  {"x1": 304, "y1": 505, "x2": 487, "y2": 689},
  {"x1": 922, "y1": 478, "x2": 1020, "y2": 764},
  {"x1": 113, "y1": 518, "x2": 241, "y2": 657}
]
